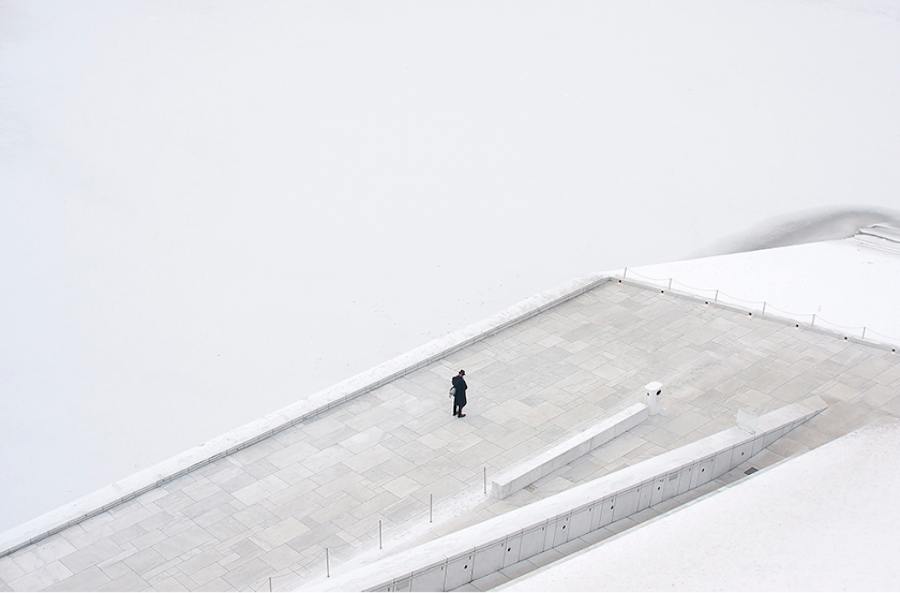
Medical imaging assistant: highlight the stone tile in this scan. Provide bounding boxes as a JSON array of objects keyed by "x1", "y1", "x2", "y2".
[
  {"x1": 314, "y1": 473, "x2": 371, "y2": 503},
  {"x1": 148, "y1": 575, "x2": 189, "y2": 591},
  {"x1": 7, "y1": 561, "x2": 73, "y2": 592},
  {"x1": 58, "y1": 538, "x2": 125, "y2": 574},
  {"x1": 151, "y1": 525, "x2": 215, "y2": 561},
  {"x1": 381, "y1": 475, "x2": 422, "y2": 499},
  {"x1": 174, "y1": 548, "x2": 224, "y2": 576},
  {"x1": 347, "y1": 491, "x2": 400, "y2": 521},
  {"x1": 122, "y1": 548, "x2": 168, "y2": 574},
  {"x1": 233, "y1": 505, "x2": 279, "y2": 530},
  {"x1": 96, "y1": 570, "x2": 148, "y2": 592},
  {"x1": 0, "y1": 557, "x2": 25, "y2": 584},
  {"x1": 341, "y1": 443, "x2": 396, "y2": 474},
  {"x1": 233, "y1": 474, "x2": 290, "y2": 506},
  {"x1": 194, "y1": 576, "x2": 230, "y2": 591},
  {"x1": 203, "y1": 515, "x2": 252, "y2": 541},
  {"x1": 258, "y1": 544, "x2": 303, "y2": 572},
  {"x1": 97, "y1": 556, "x2": 138, "y2": 581},
  {"x1": 181, "y1": 491, "x2": 237, "y2": 522},
  {"x1": 188, "y1": 561, "x2": 227, "y2": 587},
  {"x1": 243, "y1": 458, "x2": 282, "y2": 481},
  {"x1": 44, "y1": 566, "x2": 112, "y2": 592},
  {"x1": 251, "y1": 517, "x2": 309, "y2": 551},
  {"x1": 136, "y1": 511, "x2": 177, "y2": 535}
]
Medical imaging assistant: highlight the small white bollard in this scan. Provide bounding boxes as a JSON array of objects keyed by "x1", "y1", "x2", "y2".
[{"x1": 644, "y1": 382, "x2": 663, "y2": 415}]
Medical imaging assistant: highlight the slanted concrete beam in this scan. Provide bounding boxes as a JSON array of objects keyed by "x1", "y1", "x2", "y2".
[{"x1": 492, "y1": 403, "x2": 649, "y2": 499}]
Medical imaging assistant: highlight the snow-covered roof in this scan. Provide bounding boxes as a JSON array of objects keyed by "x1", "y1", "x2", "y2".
[
  {"x1": 504, "y1": 230, "x2": 900, "y2": 591},
  {"x1": 627, "y1": 227, "x2": 900, "y2": 346}
]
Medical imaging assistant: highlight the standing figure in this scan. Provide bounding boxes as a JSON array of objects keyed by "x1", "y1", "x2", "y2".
[{"x1": 452, "y1": 370, "x2": 467, "y2": 418}]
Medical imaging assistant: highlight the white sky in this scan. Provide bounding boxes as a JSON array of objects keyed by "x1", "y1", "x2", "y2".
[{"x1": 1, "y1": 0, "x2": 899, "y2": 532}]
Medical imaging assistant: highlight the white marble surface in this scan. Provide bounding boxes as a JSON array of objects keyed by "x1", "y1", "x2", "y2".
[
  {"x1": 0, "y1": 280, "x2": 895, "y2": 592},
  {"x1": 0, "y1": 273, "x2": 613, "y2": 559}
]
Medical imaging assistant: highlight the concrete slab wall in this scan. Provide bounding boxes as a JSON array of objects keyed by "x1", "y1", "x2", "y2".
[
  {"x1": 310, "y1": 399, "x2": 827, "y2": 592},
  {"x1": 491, "y1": 403, "x2": 649, "y2": 499}
]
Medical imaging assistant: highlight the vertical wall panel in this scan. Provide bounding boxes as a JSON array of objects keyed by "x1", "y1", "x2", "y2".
[
  {"x1": 663, "y1": 471, "x2": 680, "y2": 499},
  {"x1": 519, "y1": 524, "x2": 548, "y2": 560},
  {"x1": 552, "y1": 515, "x2": 571, "y2": 547},
  {"x1": 392, "y1": 576, "x2": 411, "y2": 592},
  {"x1": 568, "y1": 506, "x2": 592, "y2": 539},
  {"x1": 711, "y1": 447, "x2": 734, "y2": 478},
  {"x1": 677, "y1": 464, "x2": 694, "y2": 494},
  {"x1": 612, "y1": 487, "x2": 639, "y2": 521},
  {"x1": 472, "y1": 541, "x2": 506, "y2": 580},
  {"x1": 637, "y1": 482, "x2": 653, "y2": 511},
  {"x1": 444, "y1": 553, "x2": 475, "y2": 591},
  {"x1": 696, "y1": 456, "x2": 715, "y2": 487},
  {"x1": 650, "y1": 477, "x2": 666, "y2": 506},
  {"x1": 599, "y1": 495, "x2": 617, "y2": 527},
  {"x1": 688, "y1": 460, "x2": 706, "y2": 490},
  {"x1": 751, "y1": 434, "x2": 766, "y2": 456},
  {"x1": 732, "y1": 440, "x2": 753, "y2": 466},
  {"x1": 502, "y1": 533, "x2": 523, "y2": 568},
  {"x1": 763, "y1": 427, "x2": 785, "y2": 448},
  {"x1": 410, "y1": 564, "x2": 446, "y2": 592}
]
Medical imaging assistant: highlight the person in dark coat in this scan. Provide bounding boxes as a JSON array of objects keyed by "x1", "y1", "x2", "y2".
[{"x1": 451, "y1": 370, "x2": 467, "y2": 418}]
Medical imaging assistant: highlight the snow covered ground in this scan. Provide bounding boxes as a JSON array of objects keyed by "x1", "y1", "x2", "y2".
[
  {"x1": 2, "y1": 0, "x2": 900, "y2": 532},
  {"x1": 504, "y1": 418, "x2": 900, "y2": 591},
  {"x1": 630, "y1": 233, "x2": 900, "y2": 344}
]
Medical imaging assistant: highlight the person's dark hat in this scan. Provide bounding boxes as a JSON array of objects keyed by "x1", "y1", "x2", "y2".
[{"x1": 459, "y1": 370, "x2": 465, "y2": 375}]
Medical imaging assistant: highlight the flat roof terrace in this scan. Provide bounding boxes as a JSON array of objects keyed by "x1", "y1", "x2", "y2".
[{"x1": 1, "y1": 280, "x2": 898, "y2": 592}]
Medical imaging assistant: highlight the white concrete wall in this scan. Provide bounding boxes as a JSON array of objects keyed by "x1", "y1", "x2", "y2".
[
  {"x1": 492, "y1": 403, "x2": 649, "y2": 499},
  {"x1": 310, "y1": 398, "x2": 827, "y2": 592}
]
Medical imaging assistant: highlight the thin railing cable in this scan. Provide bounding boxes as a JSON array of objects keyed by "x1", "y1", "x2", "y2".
[
  {"x1": 764, "y1": 303, "x2": 817, "y2": 319},
  {"x1": 617, "y1": 270, "x2": 899, "y2": 347}
]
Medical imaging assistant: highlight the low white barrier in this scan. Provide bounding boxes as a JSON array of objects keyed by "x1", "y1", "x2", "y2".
[
  {"x1": 492, "y1": 403, "x2": 649, "y2": 499},
  {"x1": 310, "y1": 398, "x2": 826, "y2": 592}
]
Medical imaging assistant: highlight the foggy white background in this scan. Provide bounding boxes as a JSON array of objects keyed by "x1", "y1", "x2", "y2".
[{"x1": 1, "y1": 0, "x2": 899, "y2": 532}]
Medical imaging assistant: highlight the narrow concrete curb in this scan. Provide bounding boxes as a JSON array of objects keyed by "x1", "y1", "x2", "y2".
[{"x1": 0, "y1": 273, "x2": 617, "y2": 558}]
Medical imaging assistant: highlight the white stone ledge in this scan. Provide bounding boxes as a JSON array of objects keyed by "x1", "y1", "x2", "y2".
[
  {"x1": 492, "y1": 403, "x2": 649, "y2": 499},
  {"x1": 310, "y1": 397, "x2": 827, "y2": 592},
  {"x1": 0, "y1": 273, "x2": 617, "y2": 559}
]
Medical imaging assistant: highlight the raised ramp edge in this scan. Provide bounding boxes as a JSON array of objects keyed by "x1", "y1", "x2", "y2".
[
  {"x1": 492, "y1": 403, "x2": 649, "y2": 499},
  {"x1": 309, "y1": 397, "x2": 827, "y2": 592}
]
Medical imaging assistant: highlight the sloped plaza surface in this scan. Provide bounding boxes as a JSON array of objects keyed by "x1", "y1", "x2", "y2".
[{"x1": 1, "y1": 280, "x2": 898, "y2": 592}]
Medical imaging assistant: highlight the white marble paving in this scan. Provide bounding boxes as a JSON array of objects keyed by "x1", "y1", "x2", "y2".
[{"x1": 1, "y1": 281, "x2": 898, "y2": 592}]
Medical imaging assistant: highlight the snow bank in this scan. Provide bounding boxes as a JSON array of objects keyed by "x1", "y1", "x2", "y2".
[{"x1": 505, "y1": 419, "x2": 900, "y2": 591}]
